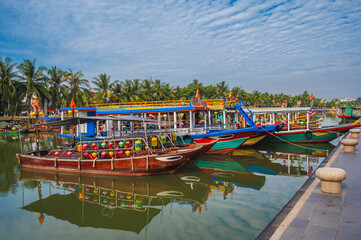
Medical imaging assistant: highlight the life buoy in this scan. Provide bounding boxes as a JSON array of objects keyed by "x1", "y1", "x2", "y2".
[
  {"x1": 305, "y1": 130, "x2": 312, "y2": 139},
  {"x1": 183, "y1": 134, "x2": 195, "y2": 144}
]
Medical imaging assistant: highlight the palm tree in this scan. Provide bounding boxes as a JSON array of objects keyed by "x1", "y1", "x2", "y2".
[
  {"x1": 64, "y1": 69, "x2": 90, "y2": 106},
  {"x1": 0, "y1": 57, "x2": 17, "y2": 116},
  {"x1": 46, "y1": 66, "x2": 67, "y2": 112},
  {"x1": 17, "y1": 59, "x2": 49, "y2": 121},
  {"x1": 216, "y1": 81, "x2": 229, "y2": 98},
  {"x1": 140, "y1": 79, "x2": 154, "y2": 101},
  {"x1": 92, "y1": 73, "x2": 117, "y2": 103}
]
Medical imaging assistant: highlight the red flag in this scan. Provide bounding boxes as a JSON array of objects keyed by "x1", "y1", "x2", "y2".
[
  {"x1": 33, "y1": 98, "x2": 39, "y2": 109},
  {"x1": 70, "y1": 98, "x2": 76, "y2": 109},
  {"x1": 228, "y1": 91, "x2": 232, "y2": 99},
  {"x1": 195, "y1": 88, "x2": 200, "y2": 99},
  {"x1": 309, "y1": 93, "x2": 315, "y2": 101}
]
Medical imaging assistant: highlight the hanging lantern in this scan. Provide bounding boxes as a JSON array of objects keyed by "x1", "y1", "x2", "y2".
[
  {"x1": 74, "y1": 110, "x2": 78, "y2": 114},
  {"x1": 125, "y1": 150, "x2": 130, "y2": 157},
  {"x1": 172, "y1": 133, "x2": 177, "y2": 141},
  {"x1": 91, "y1": 143, "x2": 96, "y2": 149},
  {"x1": 117, "y1": 151, "x2": 124, "y2": 157},
  {"x1": 126, "y1": 140, "x2": 131, "y2": 147},
  {"x1": 54, "y1": 152, "x2": 60, "y2": 157},
  {"x1": 100, "y1": 125, "x2": 104, "y2": 130},
  {"x1": 118, "y1": 141, "x2": 124, "y2": 147},
  {"x1": 30, "y1": 112, "x2": 35, "y2": 118},
  {"x1": 180, "y1": 113, "x2": 185, "y2": 118},
  {"x1": 135, "y1": 125, "x2": 139, "y2": 129},
  {"x1": 109, "y1": 151, "x2": 114, "y2": 157},
  {"x1": 164, "y1": 125, "x2": 167, "y2": 129},
  {"x1": 163, "y1": 114, "x2": 167, "y2": 119},
  {"x1": 111, "y1": 125, "x2": 114, "y2": 130},
  {"x1": 92, "y1": 152, "x2": 97, "y2": 158},
  {"x1": 39, "y1": 112, "x2": 43, "y2": 117},
  {"x1": 101, "y1": 142, "x2": 106, "y2": 148},
  {"x1": 101, "y1": 152, "x2": 107, "y2": 158},
  {"x1": 214, "y1": 111, "x2": 218, "y2": 116},
  {"x1": 115, "y1": 146, "x2": 120, "y2": 151},
  {"x1": 135, "y1": 140, "x2": 142, "y2": 151},
  {"x1": 77, "y1": 145, "x2": 81, "y2": 152},
  {"x1": 82, "y1": 144, "x2": 88, "y2": 150},
  {"x1": 68, "y1": 110, "x2": 72, "y2": 115},
  {"x1": 180, "y1": 122, "x2": 184, "y2": 127},
  {"x1": 151, "y1": 137, "x2": 157, "y2": 147},
  {"x1": 122, "y1": 125, "x2": 126, "y2": 130},
  {"x1": 108, "y1": 142, "x2": 113, "y2": 148},
  {"x1": 84, "y1": 152, "x2": 89, "y2": 158},
  {"x1": 161, "y1": 135, "x2": 166, "y2": 144},
  {"x1": 66, "y1": 152, "x2": 72, "y2": 157}
]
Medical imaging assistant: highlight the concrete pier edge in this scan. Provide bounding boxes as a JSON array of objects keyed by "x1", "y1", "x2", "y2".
[{"x1": 256, "y1": 134, "x2": 346, "y2": 240}]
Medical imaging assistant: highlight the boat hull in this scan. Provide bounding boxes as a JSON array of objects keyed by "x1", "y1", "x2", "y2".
[
  {"x1": 263, "y1": 124, "x2": 361, "y2": 143},
  {"x1": 188, "y1": 128, "x2": 258, "y2": 154},
  {"x1": 17, "y1": 145, "x2": 204, "y2": 176}
]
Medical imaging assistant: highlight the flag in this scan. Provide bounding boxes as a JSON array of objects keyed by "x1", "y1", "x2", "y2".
[
  {"x1": 33, "y1": 98, "x2": 39, "y2": 109},
  {"x1": 309, "y1": 93, "x2": 315, "y2": 101},
  {"x1": 70, "y1": 98, "x2": 76, "y2": 109},
  {"x1": 195, "y1": 88, "x2": 200, "y2": 99},
  {"x1": 228, "y1": 91, "x2": 232, "y2": 99}
]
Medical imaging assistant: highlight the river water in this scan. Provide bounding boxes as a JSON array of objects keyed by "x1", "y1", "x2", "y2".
[{"x1": 0, "y1": 113, "x2": 340, "y2": 240}]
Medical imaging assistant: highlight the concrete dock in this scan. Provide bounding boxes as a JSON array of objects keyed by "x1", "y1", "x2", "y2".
[{"x1": 259, "y1": 131, "x2": 361, "y2": 240}]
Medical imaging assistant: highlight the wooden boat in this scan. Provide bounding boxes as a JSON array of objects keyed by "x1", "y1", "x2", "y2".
[
  {"x1": 17, "y1": 137, "x2": 214, "y2": 176},
  {"x1": 0, "y1": 128, "x2": 26, "y2": 135}
]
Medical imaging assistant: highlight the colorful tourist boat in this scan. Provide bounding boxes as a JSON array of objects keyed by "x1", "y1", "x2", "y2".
[
  {"x1": 56, "y1": 99, "x2": 264, "y2": 153},
  {"x1": 17, "y1": 136, "x2": 212, "y2": 176},
  {"x1": 338, "y1": 106, "x2": 361, "y2": 119}
]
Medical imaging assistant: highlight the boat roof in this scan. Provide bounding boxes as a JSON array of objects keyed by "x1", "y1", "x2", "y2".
[
  {"x1": 245, "y1": 107, "x2": 310, "y2": 114},
  {"x1": 37, "y1": 116, "x2": 157, "y2": 127}
]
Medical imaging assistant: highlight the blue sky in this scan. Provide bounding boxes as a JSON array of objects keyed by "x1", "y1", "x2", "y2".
[{"x1": 1, "y1": 0, "x2": 361, "y2": 99}]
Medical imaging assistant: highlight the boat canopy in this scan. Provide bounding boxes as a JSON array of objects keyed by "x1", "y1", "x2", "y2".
[{"x1": 36, "y1": 116, "x2": 157, "y2": 127}]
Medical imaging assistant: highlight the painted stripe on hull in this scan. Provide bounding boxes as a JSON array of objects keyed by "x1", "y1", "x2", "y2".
[
  {"x1": 264, "y1": 132, "x2": 338, "y2": 143},
  {"x1": 242, "y1": 135, "x2": 267, "y2": 146}
]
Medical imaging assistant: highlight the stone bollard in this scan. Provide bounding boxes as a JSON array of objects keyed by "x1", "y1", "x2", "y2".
[
  {"x1": 341, "y1": 139, "x2": 358, "y2": 152},
  {"x1": 316, "y1": 167, "x2": 347, "y2": 194},
  {"x1": 350, "y1": 128, "x2": 361, "y2": 138}
]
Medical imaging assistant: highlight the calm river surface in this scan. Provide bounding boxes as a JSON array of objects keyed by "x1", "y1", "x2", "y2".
[{"x1": 0, "y1": 114, "x2": 340, "y2": 240}]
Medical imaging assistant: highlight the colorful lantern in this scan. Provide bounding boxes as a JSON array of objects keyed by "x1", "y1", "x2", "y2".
[
  {"x1": 101, "y1": 142, "x2": 106, "y2": 148},
  {"x1": 111, "y1": 125, "x2": 114, "y2": 130},
  {"x1": 125, "y1": 150, "x2": 130, "y2": 157},
  {"x1": 161, "y1": 135, "x2": 166, "y2": 144},
  {"x1": 92, "y1": 152, "x2": 97, "y2": 158},
  {"x1": 119, "y1": 141, "x2": 124, "y2": 147},
  {"x1": 67, "y1": 152, "x2": 72, "y2": 157},
  {"x1": 82, "y1": 144, "x2": 88, "y2": 150},
  {"x1": 180, "y1": 113, "x2": 184, "y2": 118},
  {"x1": 84, "y1": 152, "x2": 89, "y2": 158},
  {"x1": 77, "y1": 145, "x2": 81, "y2": 152},
  {"x1": 172, "y1": 133, "x2": 177, "y2": 141},
  {"x1": 109, "y1": 151, "x2": 114, "y2": 157},
  {"x1": 117, "y1": 151, "x2": 123, "y2": 157},
  {"x1": 54, "y1": 152, "x2": 60, "y2": 157},
  {"x1": 180, "y1": 123, "x2": 184, "y2": 127},
  {"x1": 135, "y1": 140, "x2": 142, "y2": 151},
  {"x1": 126, "y1": 140, "x2": 131, "y2": 147},
  {"x1": 100, "y1": 125, "x2": 104, "y2": 130},
  {"x1": 101, "y1": 152, "x2": 107, "y2": 158},
  {"x1": 91, "y1": 143, "x2": 97, "y2": 149},
  {"x1": 115, "y1": 146, "x2": 120, "y2": 151}
]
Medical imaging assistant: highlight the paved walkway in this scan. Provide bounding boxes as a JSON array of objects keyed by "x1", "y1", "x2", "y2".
[{"x1": 278, "y1": 133, "x2": 361, "y2": 240}]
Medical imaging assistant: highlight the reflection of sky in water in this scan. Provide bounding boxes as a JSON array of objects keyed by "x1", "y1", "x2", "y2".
[{"x1": 0, "y1": 115, "x2": 338, "y2": 240}]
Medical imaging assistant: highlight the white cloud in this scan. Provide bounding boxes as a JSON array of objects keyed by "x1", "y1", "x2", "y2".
[{"x1": 0, "y1": 0, "x2": 361, "y2": 99}]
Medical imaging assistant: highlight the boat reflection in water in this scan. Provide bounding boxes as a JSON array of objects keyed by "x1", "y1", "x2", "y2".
[
  {"x1": 18, "y1": 143, "x2": 333, "y2": 236},
  {"x1": 250, "y1": 142, "x2": 335, "y2": 176},
  {"x1": 19, "y1": 168, "x2": 211, "y2": 234}
]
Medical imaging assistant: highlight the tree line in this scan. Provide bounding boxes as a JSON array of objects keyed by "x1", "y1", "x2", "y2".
[{"x1": 1, "y1": 56, "x2": 360, "y2": 116}]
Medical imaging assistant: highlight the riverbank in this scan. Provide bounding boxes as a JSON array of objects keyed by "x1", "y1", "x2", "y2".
[{"x1": 258, "y1": 130, "x2": 361, "y2": 239}]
